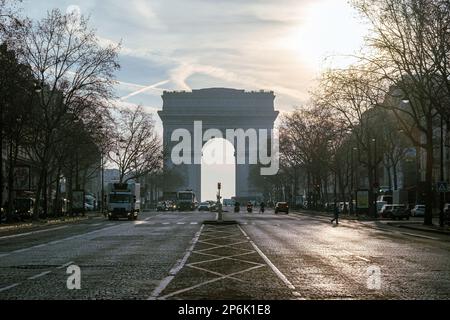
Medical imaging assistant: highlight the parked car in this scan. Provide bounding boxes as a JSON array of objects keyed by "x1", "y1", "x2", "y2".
[
  {"x1": 377, "y1": 201, "x2": 388, "y2": 214},
  {"x1": 380, "y1": 204, "x2": 394, "y2": 218},
  {"x1": 198, "y1": 202, "x2": 210, "y2": 212},
  {"x1": 391, "y1": 206, "x2": 410, "y2": 220},
  {"x1": 411, "y1": 205, "x2": 426, "y2": 217},
  {"x1": 275, "y1": 202, "x2": 289, "y2": 214},
  {"x1": 444, "y1": 203, "x2": 450, "y2": 225},
  {"x1": 378, "y1": 195, "x2": 393, "y2": 204},
  {"x1": 13, "y1": 197, "x2": 35, "y2": 220},
  {"x1": 84, "y1": 202, "x2": 95, "y2": 212}
]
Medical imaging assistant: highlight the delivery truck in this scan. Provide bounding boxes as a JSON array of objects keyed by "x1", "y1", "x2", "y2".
[{"x1": 106, "y1": 182, "x2": 141, "y2": 221}]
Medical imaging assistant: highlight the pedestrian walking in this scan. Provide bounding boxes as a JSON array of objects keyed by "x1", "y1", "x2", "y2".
[
  {"x1": 260, "y1": 202, "x2": 265, "y2": 214},
  {"x1": 331, "y1": 201, "x2": 339, "y2": 225}
]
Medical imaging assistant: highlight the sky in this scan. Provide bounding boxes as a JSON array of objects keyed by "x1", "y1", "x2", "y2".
[{"x1": 21, "y1": 0, "x2": 369, "y2": 201}]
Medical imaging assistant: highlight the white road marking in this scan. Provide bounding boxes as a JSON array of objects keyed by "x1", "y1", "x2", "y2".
[
  {"x1": 33, "y1": 244, "x2": 46, "y2": 248},
  {"x1": 3, "y1": 224, "x2": 122, "y2": 256},
  {"x1": 159, "y1": 266, "x2": 264, "y2": 300},
  {"x1": 163, "y1": 222, "x2": 171, "y2": 225},
  {"x1": 190, "y1": 222, "x2": 198, "y2": 225},
  {"x1": 0, "y1": 226, "x2": 68, "y2": 241},
  {"x1": 355, "y1": 256, "x2": 371, "y2": 262},
  {"x1": 177, "y1": 222, "x2": 186, "y2": 225},
  {"x1": 28, "y1": 271, "x2": 51, "y2": 280},
  {"x1": 145, "y1": 217, "x2": 151, "y2": 221},
  {"x1": 148, "y1": 276, "x2": 174, "y2": 300},
  {"x1": 0, "y1": 283, "x2": 20, "y2": 292},
  {"x1": 148, "y1": 225, "x2": 204, "y2": 300},
  {"x1": 56, "y1": 261, "x2": 75, "y2": 270},
  {"x1": 238, "y1": 225, "x2": 298, "y2": 293},
  {"x1": 400, "y1": 232, "x2": 439, "y2": 240},
  {"x1": 12, "y1": 248, "x2": 30, "y2": 254}
]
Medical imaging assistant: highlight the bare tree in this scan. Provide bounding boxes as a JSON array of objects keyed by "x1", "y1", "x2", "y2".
[
  {"x1": 8, "y1": 9, "x2": 120, "y2": 218},
  {"x1": 314, "y1": 66, "x2": 387, "y2": 216},
  {"x1": 109, "y1": 106, "x2": 162, "y2": 183},
  {"x1": 279, "y1": 106, "x2": 343, "y2": 208},
  {"x1": 351, "y1": 0, "x2": 450, "y2": 224}
]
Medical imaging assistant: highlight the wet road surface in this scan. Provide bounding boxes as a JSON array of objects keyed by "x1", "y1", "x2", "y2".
[{"x1": 1, "y1": 210, "x2": 449, "y2": 300}]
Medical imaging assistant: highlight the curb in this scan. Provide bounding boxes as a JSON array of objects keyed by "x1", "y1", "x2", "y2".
[
  {"x1": 295, "y1": 211, "x2": 450, "y2": 236},
  {"x1": 394, "y1": 224, "x2": 450, "y2": 236},
  {"x1": 0, "y1": 214, "x2": 103, "y2": 234}
]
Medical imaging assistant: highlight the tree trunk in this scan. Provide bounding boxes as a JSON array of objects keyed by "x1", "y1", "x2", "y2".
[
  {"x1": 6, "y1": 138, "x2": 14, "y2": 221},
  {"x1": 54, "y1": 167, "x2": 61, "y2": 216},
  {"x1": 424, "y1": 122, "x2": 434, "y2": 226},
  {"x1": 393, "y1": 162, "x2": 398, "y2": 191}
]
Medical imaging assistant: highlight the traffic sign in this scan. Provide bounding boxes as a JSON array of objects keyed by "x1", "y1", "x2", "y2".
[{"x1": 437, "y1": 182, "x2": 448, "y2": 193}]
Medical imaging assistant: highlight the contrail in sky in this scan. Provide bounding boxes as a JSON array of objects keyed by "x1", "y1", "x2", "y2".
[{"x1": 120, "y1": 80, "x2": 170, "y2": 101}]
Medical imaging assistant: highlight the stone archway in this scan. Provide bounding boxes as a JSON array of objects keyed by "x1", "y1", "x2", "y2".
[{"x1": 158, "y1": 88, "x2": 279, "y2": 203}]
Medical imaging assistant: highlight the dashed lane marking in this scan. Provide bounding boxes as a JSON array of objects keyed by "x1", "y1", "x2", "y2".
[
  {"x1": 12, "y1": 248, "x2": 30, "y2": 254},
  {"x1": 2, "y1": 224, "x2": 122, "y2": 257},
  {"x1": 399, "y1": 232, "x2": 439, "y2": 240},
  {"x1": 0, "y1": 283, "x2": 19, "y2": 293},
  {"x1": 56, "y1": 261, "x2": 75, "y2": 270},
  {"x1": 0, "y1": 261, "x2": 75, "y2": 294},
  {"x1": 355, "y1": 256, "x2": 371, "y2": 262},
  {"x1": 28, "y1": 271, "x2": 52, "y2": 280}
]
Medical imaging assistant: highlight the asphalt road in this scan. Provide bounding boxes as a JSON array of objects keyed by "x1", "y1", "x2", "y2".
[{"x1": 0, "y1": 209, "x2": 449, "y2": 300}]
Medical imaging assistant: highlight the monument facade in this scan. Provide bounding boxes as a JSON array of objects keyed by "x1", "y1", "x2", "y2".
[{"x1": 158, "y1": 88, "x2": 279, "y2": 202}]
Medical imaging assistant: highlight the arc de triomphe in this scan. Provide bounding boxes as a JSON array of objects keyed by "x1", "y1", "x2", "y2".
[{"x1": 158, "y1": 88, "x2": 279, "y2": 202}]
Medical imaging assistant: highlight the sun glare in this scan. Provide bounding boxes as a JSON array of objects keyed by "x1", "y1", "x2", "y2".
[{"x1": 280, "y1": 0, "x2": 368, "y2": 70}]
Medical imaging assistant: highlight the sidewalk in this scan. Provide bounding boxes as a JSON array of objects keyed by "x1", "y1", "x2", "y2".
[
  {"x1": 0, "y1": 212, "x2": 103, "y2": 234},
  {"x1": 294, "y1": 210, "x2": 450, "y2": 236}
]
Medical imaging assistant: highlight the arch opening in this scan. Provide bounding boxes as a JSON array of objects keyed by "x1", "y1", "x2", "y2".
[{"x1": 201, "y1": 138, "x2": 236, "y2": 203}]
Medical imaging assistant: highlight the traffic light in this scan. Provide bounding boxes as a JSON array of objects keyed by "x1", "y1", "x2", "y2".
[{"x1": 218, "y1": 183, "x2": 222, "y2": 190}]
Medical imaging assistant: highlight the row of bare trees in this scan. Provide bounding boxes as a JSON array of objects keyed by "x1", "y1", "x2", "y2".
[
  {"x1": 271, "y1": 0, "x2": 450, "y2": 224},
  {"x1": 0, "y1": 2, "x2": 163, "y2": 221}
]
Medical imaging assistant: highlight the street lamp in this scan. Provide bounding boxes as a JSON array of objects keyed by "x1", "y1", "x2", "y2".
[{"x1": 97, "y1": 126, "x2": 105, "y2": 215}]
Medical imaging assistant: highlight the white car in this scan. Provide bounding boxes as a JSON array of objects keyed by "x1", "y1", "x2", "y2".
[{"x1": 411, "y1": 205, "x2": 426, "y2": 217}]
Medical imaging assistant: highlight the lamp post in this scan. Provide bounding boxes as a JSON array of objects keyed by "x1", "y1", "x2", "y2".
[
  {"x1": 372, "y1": 138, "x2": 378, "y2": 217},
  {"x1": 96, "y1": 126, "x2": 105, "y2": 215}
]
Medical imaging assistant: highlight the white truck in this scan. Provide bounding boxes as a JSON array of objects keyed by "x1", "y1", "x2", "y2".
[{"x1": 106, "y1": 183, "x2": 141, "y2": 221}]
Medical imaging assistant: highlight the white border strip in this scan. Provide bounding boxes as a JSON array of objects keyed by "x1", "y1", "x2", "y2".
[
  {"x1": 238, "y1": 225, "x2": 297, "y2": 292},
  {"x1": 148, "y1": 225, "x2": 204, "y2": 300}
]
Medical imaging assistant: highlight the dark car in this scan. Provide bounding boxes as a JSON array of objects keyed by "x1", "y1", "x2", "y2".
[
  {"x1": 275, "y1": 202, "x2": 289, "y2": 214},
  {"x1": 391, "y1": 206, "x2": 410, "y2": 220},
  {"x1": 198, "y1": 202, "x2": 210, "y2": 212},
  {"x1": 156, "y1": 201, "x2": 167, "y2": 212}
]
